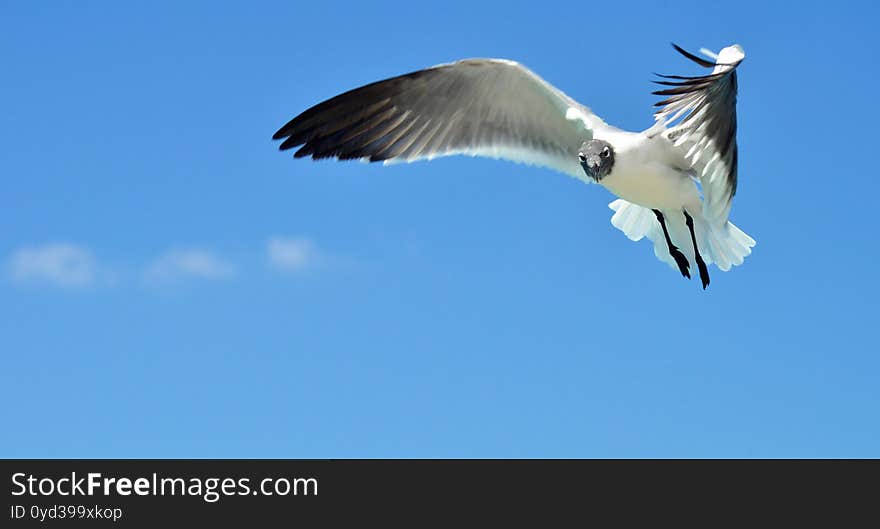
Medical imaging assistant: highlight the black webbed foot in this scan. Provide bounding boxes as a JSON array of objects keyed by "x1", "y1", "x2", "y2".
[
  {"x1": 653, "y1": 209, "x2": 691, "y2": 281},
  {"x1": 694, "y1": 254, "x2": 710, "y2": 289},
  {"x1": 669, "y1": 246, "x2": 692, "y2": 279},
  {"x1": 683, "y1": 210, "x2": 710, "y2": 290}
]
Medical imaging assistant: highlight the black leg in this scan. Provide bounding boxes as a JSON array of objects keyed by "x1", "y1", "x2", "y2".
[
  {"x1": 683, "y1": 211, "x2": 710, "y2": 290},
  {"x1": 652, "y1": 209, "x2": 690, "y2": 280}
]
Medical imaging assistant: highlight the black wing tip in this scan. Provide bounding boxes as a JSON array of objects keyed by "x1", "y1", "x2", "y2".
[
  {"x1": 275, "y1": 133, "x2": 305, "y2": 152},
  {"x1": 670, "y1": 42, "x2": 716, "y2": 68},
  {"x1": 273, "y1": 118, "x2": 300, "y2": 142}
]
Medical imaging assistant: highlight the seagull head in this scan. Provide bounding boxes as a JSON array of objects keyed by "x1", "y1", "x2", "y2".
[{"x1": 578, "y1": 139, "x2": 615, "y2": 182}]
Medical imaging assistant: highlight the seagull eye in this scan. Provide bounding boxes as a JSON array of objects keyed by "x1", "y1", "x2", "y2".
[
  {"x1": 601, "y1": 148, "x2": 610, "y2": 158},
  {"x1": 578, "y1": 153, "x2": 586, "y2": 162}
]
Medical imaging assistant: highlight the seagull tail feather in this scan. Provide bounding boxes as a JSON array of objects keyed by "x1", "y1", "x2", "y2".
[
  {"x1": 609, "y1": 199, "x2": 755, "y2": 274},
  {"x1": 701, "y1": 216, "x2": 756, "y2": 272}
]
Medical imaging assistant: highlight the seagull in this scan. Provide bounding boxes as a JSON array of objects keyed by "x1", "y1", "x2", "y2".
[{"x1": 272, "y1": 44, "x2": 755, "y2": 289}]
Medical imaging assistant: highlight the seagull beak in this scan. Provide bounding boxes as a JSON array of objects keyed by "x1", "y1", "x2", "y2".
[
  {"x1": 579, "y1": 164, "x2": 593, "y2": 181},
  {"x1": 578, "y1": 154, "x2": 598, "y2": 181},
  {"x1": 582, "y1": 156, "x2": 602, "y2": 181}
]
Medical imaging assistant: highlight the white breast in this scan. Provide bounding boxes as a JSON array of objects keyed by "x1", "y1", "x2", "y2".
[{"x1": 598, "y1": 132, "x2": 700, "y2": 211}]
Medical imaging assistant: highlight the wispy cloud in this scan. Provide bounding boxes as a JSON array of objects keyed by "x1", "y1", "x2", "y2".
[
  {"x1": 6, "y1": 243, "x2": 98, "y2": 287},
  {"x1": 145, "y1": 248, "x2": 235, "y2": 282},
  {"x1": 267, "y1": 236, "x2": 320, "y2": 272},
  {"x1": 8, "y1": 237, "x2": 328, "y2": 289}
]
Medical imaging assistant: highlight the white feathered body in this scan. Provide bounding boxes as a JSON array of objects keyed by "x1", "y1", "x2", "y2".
[
  {"x1": 597, "y1": 130, "x2": 701, "y2": 212},
  {"x1": 592, "y1": 129, "x2": 755, "y2": 273}
]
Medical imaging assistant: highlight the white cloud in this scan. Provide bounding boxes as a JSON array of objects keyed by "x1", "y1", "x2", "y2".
[
  {"x1": 8, "y1": 237, "x2": 328, "y2": 289},
  {"x1": 267, "y1": 236, "x2": 319, "y2": 272},
  {"x1": 6, "y1": 243, "x2": 98, "y2": 287},
  {"x1": 145, "y1": 248, "x2": 235, "y2": 282}
]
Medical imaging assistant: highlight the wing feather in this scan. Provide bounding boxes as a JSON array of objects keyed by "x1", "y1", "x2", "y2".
[
  {"x1": 274, "y1": 59, "x2": 613, "y2": 179},
  {"x1": 654, "y1": 44, "x2": 745, "y2": 226}
]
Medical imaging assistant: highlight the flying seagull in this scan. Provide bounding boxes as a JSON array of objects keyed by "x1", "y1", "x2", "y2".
[{"x1": 272, "y1": 44, "x2": 755, "y2": 288}]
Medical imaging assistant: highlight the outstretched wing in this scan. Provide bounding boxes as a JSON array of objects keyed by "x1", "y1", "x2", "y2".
[
  {"x1": 653, "y1": 44, "x2": 745, "y2": 226},
  {"x1": 273, "y1": 59, "x2": 613, "y2": 180}
]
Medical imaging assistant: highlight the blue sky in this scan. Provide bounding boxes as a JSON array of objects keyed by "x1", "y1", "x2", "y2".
[{"x1": 2, "y1": 1, "x2": 878, "y2": 457}]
